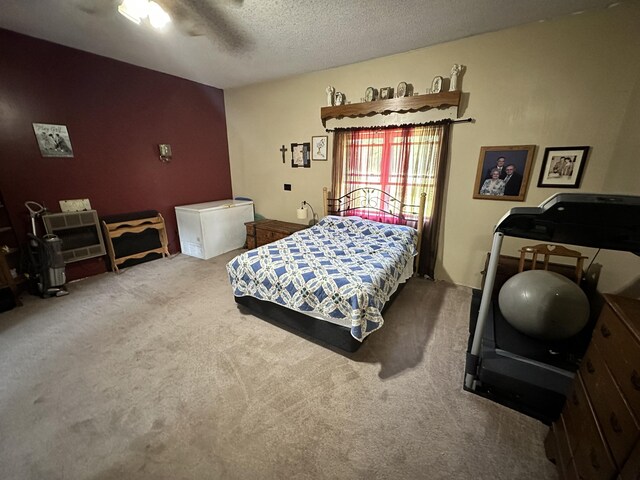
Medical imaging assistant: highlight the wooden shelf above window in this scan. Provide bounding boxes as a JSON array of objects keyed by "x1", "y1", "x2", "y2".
[{"x1": 320, "y1": 90, "x2": 461, "y2": 126}]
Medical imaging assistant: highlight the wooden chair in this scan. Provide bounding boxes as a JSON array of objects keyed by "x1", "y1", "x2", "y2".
[{"x1": 517, "y1": 244, "x2": 587, "y2": 284}]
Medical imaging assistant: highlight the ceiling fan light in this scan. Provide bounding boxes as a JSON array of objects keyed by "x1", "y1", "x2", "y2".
[
  {"x1": 117, "y1": 0, "x2": 149, "y2": 24},
  {"x1": 148, "y1": 2, "x2": 171, "y2": 29}
]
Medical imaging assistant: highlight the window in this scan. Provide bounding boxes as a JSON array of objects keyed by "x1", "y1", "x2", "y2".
[
  {"x1": 332, "y1": 125, "x2": 445, "y2": 225},
  {"x1": 331, "y1": 122, "x2": 450, "y2": 278}
]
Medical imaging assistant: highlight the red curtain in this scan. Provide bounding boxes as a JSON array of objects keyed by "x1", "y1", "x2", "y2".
[{"x1": 331, "y1": 123, "x2": 450, "y2": 277}]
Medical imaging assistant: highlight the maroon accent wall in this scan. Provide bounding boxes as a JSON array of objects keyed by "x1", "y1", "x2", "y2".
[{"x1": 0, "y1": 29, "x2": 233, "y2": 280}]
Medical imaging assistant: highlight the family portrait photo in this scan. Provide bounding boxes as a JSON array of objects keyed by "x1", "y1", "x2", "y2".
[{"x1": 473, "y1": 145, "x2": 535, "y2": 202}]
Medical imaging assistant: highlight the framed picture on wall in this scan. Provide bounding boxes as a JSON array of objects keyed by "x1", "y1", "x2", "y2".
[
  {"x1": 473, "y1": 145, "x2": 536, "y2": 201},
  {"x1": 32, "y1": 123, "x2": 74, "y2": 158},
  {"x1": 311, "y1": 136, "x2": 328, "y2": 161},
  {"x1": 537, "y1": 146, "x2": 589, "y2": 188},
  {"x1": 291, "y1": 142, "x2": 310, "y2": 168}
]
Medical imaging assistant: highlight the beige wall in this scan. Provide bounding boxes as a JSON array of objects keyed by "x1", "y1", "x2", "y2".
[
  {"x1": 225, "y1": 3, "x2": 640, "y2": 292},
  {"x1": 593, "y1": 58, "x2": 640, "y2": 297}
]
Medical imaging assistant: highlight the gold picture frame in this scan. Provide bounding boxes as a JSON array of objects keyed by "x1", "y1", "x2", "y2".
[{"x1": 473, "y1": 145, "x2": 536, "y2": 201}]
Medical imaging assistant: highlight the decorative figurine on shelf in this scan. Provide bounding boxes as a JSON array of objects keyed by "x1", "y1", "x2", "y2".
[
  {"x1": 335, "y1": 91, "x2": 345, "y2": 105},
  {"x1": 449, "y1": 64, "x2": 465, "y2": 91},
  {"x1": 326, "y1": 86, "x2": 335, "y2": 106}
]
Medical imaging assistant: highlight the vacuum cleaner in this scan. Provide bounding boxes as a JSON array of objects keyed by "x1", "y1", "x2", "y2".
[{"x1": 25, "y1": 201, "x2": 68, "y2": 297}]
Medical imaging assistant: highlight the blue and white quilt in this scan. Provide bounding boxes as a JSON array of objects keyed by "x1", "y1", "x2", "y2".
[{"x1": 226, "y1": 216, "x2": 418, "y2": 341}]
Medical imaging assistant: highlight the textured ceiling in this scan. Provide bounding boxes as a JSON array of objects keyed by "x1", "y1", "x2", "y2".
[{"x1": 0, "y1": 0, "x2": 622, "y2": 89}]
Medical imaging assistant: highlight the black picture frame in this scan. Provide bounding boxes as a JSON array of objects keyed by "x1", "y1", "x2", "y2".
[
  {"x1": 537, "y1": 146, "x2": 590, "y2": 188},
  {"x1": 291, "y1": 142, "x2": 310, "y2": 168}
]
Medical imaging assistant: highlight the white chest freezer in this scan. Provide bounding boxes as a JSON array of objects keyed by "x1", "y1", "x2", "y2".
[{"x1": 175, "y1": 199, "x2": 254, "y2": 259}]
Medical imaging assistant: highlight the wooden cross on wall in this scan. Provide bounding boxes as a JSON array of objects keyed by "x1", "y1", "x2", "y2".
[{"x1": 280, "y1": 145, "x2": 287, "y2": 163}]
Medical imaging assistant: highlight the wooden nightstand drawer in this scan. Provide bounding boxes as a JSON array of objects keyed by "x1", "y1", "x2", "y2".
[
  {"x1": 581, "y1": 343, "x2": 639, "y2": 468},
  {"x1": 253, "y1": 220, "x2": 307, "y2": 248},
  {"x1": 245, "y1": 219, "x2": 276, "y2": 250},
  {"x1": 256, "y1": 229, "x2": 278, "y2": 244}
]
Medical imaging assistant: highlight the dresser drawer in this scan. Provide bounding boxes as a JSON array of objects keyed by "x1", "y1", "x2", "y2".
[
  {"x1": 545, "y1": 425, "x2": 560, "y2": 465},
  {"x1": 581, "y1": 343, "x2": 640, "y2": 468},
  {"x1": 547, "y1": 419, "x2": 574, "y2": 479},
  {"x1": 566, "y1": 459, "x2": 580, "y2": 480},
  {"x1": 559, "y1": 415, "x2": 574, "y2": 470},
  {"x1": 592, "y1": 303, "x2": 640, "y2": 421},
  {"x1": 620, "y1": 439, "x2": 640, "y2": 480},
  {"x1": 564, "y1": 374, "x2": 591, "y2": 454},
  {"x1": 571, "y1": 374, "x2": 617, "y2": 480}
]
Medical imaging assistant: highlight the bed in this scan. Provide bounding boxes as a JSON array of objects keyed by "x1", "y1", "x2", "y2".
[{"x1": 226, "y1": 188, "x2": 426, "y2": 352}]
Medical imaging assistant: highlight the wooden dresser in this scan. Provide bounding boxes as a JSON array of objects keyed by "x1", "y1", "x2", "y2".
[
  {"x1": 545, "y1": 294, "x2": 640, "y2": 480},
  {"x1": 245, "y1": 220, "x2": 307, "y2": 249}
]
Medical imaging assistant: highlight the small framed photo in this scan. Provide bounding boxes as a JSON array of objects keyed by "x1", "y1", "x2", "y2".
[
  {"x1": 311, "y1": 136, "x2": 328, "y2": 161},
  {"x1": 291, "y1": 142, "x2": 310, "y2": 168},
  {"x1": 473, "y1": 145, "x2": 536, "y2": 201},
  {"x1": 33, "y1": 123, "x2": 74, "y2": 157},
  {"x1": 379, "y1": 87, "x2": 393, "y2": 100},
  {"x1": 537, "y1": 146, "x2": 589, "y2": 188}
]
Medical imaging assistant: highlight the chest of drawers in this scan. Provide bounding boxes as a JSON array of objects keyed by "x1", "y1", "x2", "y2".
[
  {"x1": 545, "y1": 294, "x2": 640, "y2": 480},
  {"x1": 245, "y1": 220, "x2": 307, "y2": 249}
]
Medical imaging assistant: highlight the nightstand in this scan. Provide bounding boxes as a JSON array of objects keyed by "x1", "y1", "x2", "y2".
[{"x1": 245, "y1": 220, "x2": 307, "y2": 249}]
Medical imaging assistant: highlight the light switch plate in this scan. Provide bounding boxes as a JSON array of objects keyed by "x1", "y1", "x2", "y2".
[{"x1": 59, "y1": 198, "x2": 92, "y2": 212}]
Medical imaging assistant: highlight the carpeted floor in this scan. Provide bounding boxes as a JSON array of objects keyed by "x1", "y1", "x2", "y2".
[{"x1": 0, "y1": 252, "x2": 558, "y2": 480}]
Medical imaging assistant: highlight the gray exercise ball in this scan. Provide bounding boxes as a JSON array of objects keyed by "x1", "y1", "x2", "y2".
[{"x1": 498, "y1": 270, "x2": 590, "y2": 341}]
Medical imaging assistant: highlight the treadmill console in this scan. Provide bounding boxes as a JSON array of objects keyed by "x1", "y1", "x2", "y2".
[{"x1": 495, "y1": 193, "x2": 640, "y2": 254}]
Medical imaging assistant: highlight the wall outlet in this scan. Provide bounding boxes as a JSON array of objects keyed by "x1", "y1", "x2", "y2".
[{"x1": 284, "y1": 184, "x2": 291, "y2": 191}]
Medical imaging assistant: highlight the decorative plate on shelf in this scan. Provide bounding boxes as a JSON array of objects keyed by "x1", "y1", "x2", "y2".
[
  {"x1": 396, "y1": 82, "x2": 408, "y2": 97},
  {"x1": 365, "y1": 87, "x2": 377, "y2": 102},
  {"x1": 431, "y1": 76, "x2": 443, "y2": 94}
]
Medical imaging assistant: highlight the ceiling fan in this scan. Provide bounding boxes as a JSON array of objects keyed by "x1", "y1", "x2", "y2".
[{"x1": 74, "y1": 0, "x2": 248, "y2": 51}]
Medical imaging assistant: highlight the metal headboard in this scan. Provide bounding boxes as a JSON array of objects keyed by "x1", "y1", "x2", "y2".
[
  {"x1": 323, "y1": 187, "x2": 421, "y2": 220},
  {"x1": 322, "y1": 187, "x2": 427, "y2": 272}
]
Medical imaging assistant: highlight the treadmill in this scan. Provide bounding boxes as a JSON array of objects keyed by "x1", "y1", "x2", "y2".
[{"x1": 464, "y1": 193, "x2": 640, "y2": 423}]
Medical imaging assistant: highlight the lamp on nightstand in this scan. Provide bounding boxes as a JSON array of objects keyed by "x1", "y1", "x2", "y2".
[{"x1": 296, "y1": 201, "x2": 317, "y2": 225}]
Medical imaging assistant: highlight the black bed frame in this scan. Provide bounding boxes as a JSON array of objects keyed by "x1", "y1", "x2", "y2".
[
  {"x1": 235, "y1": 282, "x2": 406, "y2": 353},
  {"x1": 233, "y1": 187, "x2": 426, "y2": 352}
]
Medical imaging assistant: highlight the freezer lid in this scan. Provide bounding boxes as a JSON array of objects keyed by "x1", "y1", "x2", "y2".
[{"x1": 174, "y1": 199, "x2": 253, "y2": 212}]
